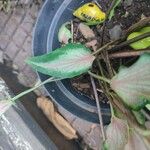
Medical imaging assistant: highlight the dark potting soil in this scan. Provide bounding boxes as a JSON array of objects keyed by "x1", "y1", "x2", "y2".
[{"x1": 71, "y1": 0, "x2": 150, "y2": 100}]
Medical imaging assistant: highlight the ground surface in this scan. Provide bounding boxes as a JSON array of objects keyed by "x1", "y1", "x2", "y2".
[{"x1": 0, "y1": 1, "x2": 102, "y2": 150}]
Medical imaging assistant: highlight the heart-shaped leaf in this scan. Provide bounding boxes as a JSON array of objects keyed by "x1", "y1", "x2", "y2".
[
  {"x1": 105, "y1": 116, "x2": 128, "y2": 150},
  {"x1": 27, "y1": 43, "x2": 95, "y2": 78},
  {"x1": 111, "y1": 53, "x2": 150, "y2": 110},
  {"x1": 124, "y1": 129, "x2": 148, "y2": 150}
]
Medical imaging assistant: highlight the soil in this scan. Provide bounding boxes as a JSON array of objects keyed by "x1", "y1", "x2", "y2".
[{"x1": 70, "y1": 0, "x2": 150, "y2": 100}]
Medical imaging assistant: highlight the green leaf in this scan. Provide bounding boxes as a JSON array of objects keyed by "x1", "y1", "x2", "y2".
[
  {"x1": 124, "y1": 129, "x2": 148, "y2": 150},
  {"x1": 111, "y1": 53, "x2": 150, "y2": 110},
  {"x1": 58, "y1": 22, "x2": 73, "y2": 44},
  {"x1": 108, "y1": 0, "x2": 122, "y2": 20},
  {"x1": 27, "y1": 43, "x2": 95, "y2": 78},
  {"x1": 105, "y1": 116, "x2": 128, "y2": 150},
  {"x1": 146, "y1": 104, "x2": 150, "y2": 111},
  {"x1": 132, "y1": 110, "x2": 145, "y2": 125}
]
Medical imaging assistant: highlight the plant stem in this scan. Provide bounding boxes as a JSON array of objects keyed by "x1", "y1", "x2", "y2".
[
  {"x1": 88, "y1": 71, "x2": 111, "y2": 84},
  {"x1": 11, "y1": 77, "x2": 59, "y2": 102},
  {"x1": 71, "y1": 20, "x2": 74, "y2": 43},
  {"x1": 90, "y1": 76, "x2": 106, "y2": 141},
  {"x1": 111, "y1": 32, "x2": 150, "y2": 51},
  {"x1": 109, "y1": 49, "x2": 150, "y2": 58},
  {"x1": 92, "y1": 41, "x2": 115, "y2": 55},
  {"x1": 126, "y1": 17, "x2": 150, "y2": 35},
  {"x1": 110, "y1": 102, "x2": 115, "y2": 117},
  {"x1": 93, "y1": 31, "x2": 150, "y2": 56}
]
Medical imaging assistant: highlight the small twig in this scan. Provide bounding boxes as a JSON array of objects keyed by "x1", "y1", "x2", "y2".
[
  {"x1": 111, "y1": 32, "x2": 150, "y2": 51},
  {"x1": 11, "y1": 77, "x2": 61, "y2": 102},
  {"x1": 88, "y1": 71, "x2": 111, "y2": 84},
  {"x1": 126, "y1": 17, "x2": 150, "y2": 36},
  {"x1": 71, "y1": 20, "x2": 74, "y2": 43},
  {"x1": 92, "y1": 41, "x2": 115, "y2": 55},
  {"x1": 90, "y1": 76, "x2": 106, "y2": 141},
  {"x1": 109, "y1": 49, "x2": 150, "y2": 58}
]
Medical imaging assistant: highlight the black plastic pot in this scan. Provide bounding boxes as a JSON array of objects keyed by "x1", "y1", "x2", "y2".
[{"x1": 33, "y1": 0, "x2": 110, "y2": 124}]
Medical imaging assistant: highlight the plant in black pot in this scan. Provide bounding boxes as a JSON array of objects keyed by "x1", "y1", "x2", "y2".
[{"x1": 1, "y1": 0, "x2": 150, "y2": 149}]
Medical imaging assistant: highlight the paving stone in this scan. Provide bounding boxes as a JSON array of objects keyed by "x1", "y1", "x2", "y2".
[
  {"x1": 29, "y1": 4, "x2": 39, "y2": 19},
  {"x1": 2, "y1": 17, "x2": 18, "y2": 36},
  {"x1": 13, "y1": 49, "x2": 30, "y2": 70},
  {"x1": 22, "y1": 65, "x2": 38, "y2": 86},
  {"x1": 13, "y1": 28, "x2": 27, "y2": 47},
  {"x1": 72, "y1": 118, "x2": 94, "y2": 137},
  {"x1": 22, "y1": 36, "x2": 32, "y2": 51},
  {"x1": 19, "y1": 0, "x2": 33, "y2": 5},
  {"x1": 0, "y1": 34, "x2": 10, "y2": 50},
  {"x1": 0, "y1": 11, "x2": 9, "y2": 30},
  {"x1": 20, "y1": 21, "x2": 34, "y2": 34},
  {"x1": 13, "y1": 7, "x2": 26, "y2": 18},
  {"x1": 4, "y1": 42, "x2": 19, "y2": 60},
  {"x1": 23, "y1": 12, "x2": 35, "y2": 24},
  {"x1": 17, "y1": 72, "x2": 31, "y2": 87},
  {"x1": 0, "y1": 51, "x2": 4, "y2": 63}
]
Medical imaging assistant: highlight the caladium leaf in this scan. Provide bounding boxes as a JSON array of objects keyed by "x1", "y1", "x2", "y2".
[
  {"x1": 105, "y1": 116, "x2": 128, "y2": 150},
  {"x1": 124, "y1": 129, "x2": 148, "y2": 150},
  {"x1": 58, "y1": 22, "x2": 73, "y2": 44},
  {"x1": 111, "y1": 53, "x2": 150, "y2": 110},
  {"x1": 27, "y1": 43, "x2": 95, "y2": 78}
]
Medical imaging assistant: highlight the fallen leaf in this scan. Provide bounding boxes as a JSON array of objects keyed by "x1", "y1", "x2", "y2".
[
  {"x1": 79, "y1": 23, "x2": 95, "y2": 39},
  {"x1": 37, "y1": 97, "x2": 78, "y2": 140},
  {"x1": 73, "y1": 2, "x2": 106, "y2": 25},
  {"x1": 85, "y1": 39, "x2": 97, "y2": 51}
]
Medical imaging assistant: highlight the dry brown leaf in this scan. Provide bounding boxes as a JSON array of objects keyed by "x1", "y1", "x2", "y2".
[
  {"x1": 86, "y1": 40, "x2": 97, "y2": 51},
  {"x1": 37, "y1": 97, "x2": 78, "y2": 140},
  {"x1": 78, "y1": 23, "x2": 95, "y2": 39}
]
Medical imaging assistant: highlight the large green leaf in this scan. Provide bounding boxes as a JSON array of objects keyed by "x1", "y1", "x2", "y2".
[
  {"x1": 105, "y1": 116, "x2": 128, "y2": 150},
  {"x1": 111, "y1": 53, "x2": 150, "y2": 110},
  {"x1": 27, "y1": 43, "x2": 95, "y2": 78},
  {"x1": 124, "y1": 129, "x2": 148, "y2": 150}
]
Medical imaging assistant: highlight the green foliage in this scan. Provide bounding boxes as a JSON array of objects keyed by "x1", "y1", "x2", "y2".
[
  {"x1": 127, "y1": 26, "x2": 150, "y2": 50},
  {"x1": 132, "y1": 110, "x2": 145, "y2": 125},
  {"x1": 27, "y1": 43, "x2": 95, "y2": 78},
  {"x1": 111, "y1": 53, "x2": 150, "y2": 110},
  {"x1": 108, "y1": 0, "x2": 122, "y2": 20}
]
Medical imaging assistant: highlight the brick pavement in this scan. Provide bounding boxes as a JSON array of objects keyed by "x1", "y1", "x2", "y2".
[{"x1": 0, "y1": 2, "x2": 102, "y2": 149}]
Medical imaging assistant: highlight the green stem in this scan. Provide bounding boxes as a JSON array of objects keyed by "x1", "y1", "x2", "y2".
[
  {"x1": 110, "y1": 102, "x2": 115, "y2": 117},
  {"x1": 88, "y1": 71, "x2": 111, "y2": 84},
  {"x1": 11, "y1": 77, "x2": 59, "y2": 102}
]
